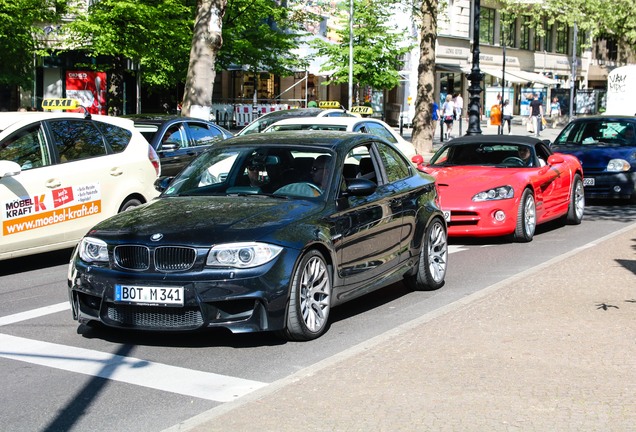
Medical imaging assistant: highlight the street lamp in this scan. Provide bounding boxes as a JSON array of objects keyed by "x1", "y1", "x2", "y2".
[{"x1": 466, "y1": 0, "x2": 483, "y2": 135}]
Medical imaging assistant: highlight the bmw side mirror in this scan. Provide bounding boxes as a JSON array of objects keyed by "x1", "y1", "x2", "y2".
[
  {"x1": 341, "y1": 178, "x2": 377, "y2": 197},
  {"x1": 154, "y1": 176, "x2": 174, "y2": 192}
]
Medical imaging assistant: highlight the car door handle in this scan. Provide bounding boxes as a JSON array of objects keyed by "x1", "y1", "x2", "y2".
[
  {"x1": 46, "y1": 178, "x2": 61, "y2": 188},
  {"x1": 110, "y1": 167, "x2": 124, "y2": 176}
]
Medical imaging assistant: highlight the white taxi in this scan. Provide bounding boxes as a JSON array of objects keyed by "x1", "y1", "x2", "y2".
[{"x1": 0, "y1": 99, "x2": 161, "y2": 260}]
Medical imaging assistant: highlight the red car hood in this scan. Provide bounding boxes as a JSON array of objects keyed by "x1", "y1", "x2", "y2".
[{"x1": 425, "y1": 165, "x2": 522, "y2": 206}]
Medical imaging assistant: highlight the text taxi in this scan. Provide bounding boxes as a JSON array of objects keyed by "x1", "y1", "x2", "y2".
[{"x1": 0, "y1": 99, "x2": 161, "y2": 260}]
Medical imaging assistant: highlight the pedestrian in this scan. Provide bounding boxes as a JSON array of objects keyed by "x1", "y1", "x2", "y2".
[
  {"x1": 441, "y1": 94, "x2": 455, "y2": 140},
  {"x1": 502, "y1": 99, "x2": 513, "y2": 134},
  {"x1": 431, "y1": 100, "x2": 440, "y2": 136},
  {"x1": 528, "y1": 93, "x2": 544, "y2": 137},
  {"x1": 453, "y1": 92, "x2": 463, "y2": 121},
  {"x1": 549, "y1": 97, "x2": 561, "y2": 128},
  {"x1": 490, "y1": 101, "x2": 502, "y2": 134}
]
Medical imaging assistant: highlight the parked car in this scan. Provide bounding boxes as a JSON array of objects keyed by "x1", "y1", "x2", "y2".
[
  {"x1": 551, "y1": 116, "x2": 636, "y2": 202},
  {"x1": 68, "y1": 131, "x2": 448, "y2": 340},
  {"x1": 236, "y1": 107, "x2": 355, "y2": 136},
  {"x1": 412, "y1": 135, "x2": 584, "y2": 242},
  {"x1": 262, "y1": 116, "x2": 417, "y2": 158},
  {"x1": 0, "y1": 108, "x2": 160, "y2": 260},
  {"x1": 129, "y1": 115, "x2": 233, "y2": 177}
]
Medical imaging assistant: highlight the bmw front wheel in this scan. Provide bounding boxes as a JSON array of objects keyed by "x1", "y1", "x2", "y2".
[{"x1": 282, "y1": 250, "x2": 332, "y2": 341}]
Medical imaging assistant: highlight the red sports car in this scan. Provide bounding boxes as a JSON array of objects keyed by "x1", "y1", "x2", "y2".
[{"x1": 412, "y1": 135, "x2": 585, "y2": 242}]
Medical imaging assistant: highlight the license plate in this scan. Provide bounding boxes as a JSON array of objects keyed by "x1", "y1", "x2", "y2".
[
  {"x1": 115, "y1": 284, "x2": 184, "y2": 306},
  {"x1": 442, "y1": 210, "x2": 451, "y2": 222},
  {"x1": 583, "y1": 177, "x2": 595, "y2": 186}
]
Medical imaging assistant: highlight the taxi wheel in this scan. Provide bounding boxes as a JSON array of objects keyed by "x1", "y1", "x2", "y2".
[{"x1": 119, "y1": 198, "x2": 143, "y2": 212}]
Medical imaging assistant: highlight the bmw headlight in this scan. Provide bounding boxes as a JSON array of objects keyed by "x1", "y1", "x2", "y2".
[
  {"x1": 472, "y1": 186, "x2": 514, "y2": 202},
  {"x1": 607, "y1": 159, "x2": 631, "y2": 172},
  {"x1": 78, "y1": 237, "x2": 109, "y2": 263},
  {"x1": 206, "y1": 242, "x2": 283, "y2": 268}
]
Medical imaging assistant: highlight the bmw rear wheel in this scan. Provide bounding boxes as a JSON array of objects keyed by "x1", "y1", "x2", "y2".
[
  {"x1": 514, "y1": 188, "x2": 536, "y2": 242},
  {"x1": 405, "y1": 218, "x2": 447, "y2": 291},
  {"x1": 283, "y1": 250, "x2": 331, "y2": 341}
]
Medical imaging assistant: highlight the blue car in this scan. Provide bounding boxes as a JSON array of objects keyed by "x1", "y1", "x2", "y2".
[{"x1": 552, "y1": 116, "x2": 636, "y2": 202}]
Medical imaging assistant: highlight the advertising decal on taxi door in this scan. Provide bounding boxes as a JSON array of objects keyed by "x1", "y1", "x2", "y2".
[{"x1": 3, "y1": 183, "x2": 101, "y2": 236}]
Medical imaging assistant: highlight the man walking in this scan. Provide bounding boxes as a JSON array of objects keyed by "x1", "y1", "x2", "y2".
[{"x1": 529, "y1": 93, "x2": 544, "y2": 137}]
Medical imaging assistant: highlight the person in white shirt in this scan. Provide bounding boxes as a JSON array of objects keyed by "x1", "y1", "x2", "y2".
[
  {"x1": 453, "y1": 93, "x2": 463, "y2": 121},
  {"x1": 502, "y1": 100, "x2": 513, "y2": 134},
  {"x1": 441, "y1": 95, "x2": 456, "y2": 139}
]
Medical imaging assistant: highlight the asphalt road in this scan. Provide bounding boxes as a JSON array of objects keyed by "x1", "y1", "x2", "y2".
[{"x1": 0, "y1": 197, "x2": 633, "y2": 432}]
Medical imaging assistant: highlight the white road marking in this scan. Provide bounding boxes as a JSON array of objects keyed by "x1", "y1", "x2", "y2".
[
  {"x1": 0, "y1": 243, "x2": 469, "y2": 402},
  {"x1": 0, "y1": 302, "x2": 70, "y2": 326},
  {"x1": 0, "y1": 333, "x2": 267, "y2": 402}
]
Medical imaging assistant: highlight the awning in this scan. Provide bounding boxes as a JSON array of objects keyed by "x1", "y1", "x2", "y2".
[
  {"x1": 505, "y1": 70, "x2": 559, "y2": 86},
  {"x1": 436, "y1": 63, "x2": 470, "y2": 74},
  {"x1": 480, "y1": 67, "x2": 529, "y2": 84}
]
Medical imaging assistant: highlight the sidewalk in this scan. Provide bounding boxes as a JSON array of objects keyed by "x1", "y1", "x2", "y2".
[{"x1": 167, "y1": 224, "x2": 636, "y2": 432}]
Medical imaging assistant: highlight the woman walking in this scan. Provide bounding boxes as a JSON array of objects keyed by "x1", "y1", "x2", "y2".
[
  {"x1": 502, "y1": 100, "x2": 513, "y2": 134},
  {"x1": 441, "y1": 94, "x2": 455, "y2": 140}
]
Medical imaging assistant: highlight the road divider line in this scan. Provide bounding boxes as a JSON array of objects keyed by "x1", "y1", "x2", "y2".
[
  {"x1": 0, "y1": 302, "x2": 70, "y2": 326},
  {"x1": 0, "y1": 333, "x2": 267, "y2": 402}
]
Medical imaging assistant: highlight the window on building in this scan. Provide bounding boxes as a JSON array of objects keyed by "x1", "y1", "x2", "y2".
[
  {"x1": 520, "y1": 16, "x2": 530, "y2": 50},
  {"x1": 534, "y1": 20, "x2": 552, "y2": 51},
  {"x1": 555, "y1": 23, "x2": 569, "y2": 54},
  {"x1": 480, "y1": 8, "x2": 495, "y2": 45},
  {"x1": 500, "y1": 13, "x2": 516, "y2": 47}
]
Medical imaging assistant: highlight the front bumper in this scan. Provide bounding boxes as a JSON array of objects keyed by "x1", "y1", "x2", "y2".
[
  {"x1": 443, "y1": 200, "x2": 519, "y2": 238},
  {"x1": 582, "y1": 171, "x2": 636, "y2": 200},
  {"x1": 67, "y1": 248, "x2": 299, "y2": 333}
]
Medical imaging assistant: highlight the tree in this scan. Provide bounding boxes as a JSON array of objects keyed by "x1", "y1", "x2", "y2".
[
  {"x1": 67, "y1": 0, "x2": 193, "y2": 115},
  {"x1": 500, "y1": 0, "x2": 636, "y2": 61},
  {"x1": 0, "y1": 0, "x2": 68, "y2": 88},
  {"x1": 410, "y1": 0, "x2": 438, "y2": 155},
  {"x1": 181, "y1": 0, "x2": 226, "y2": 118},
  {"x1": 312, "y1": 0, "x2": 413, "y2": 104}
]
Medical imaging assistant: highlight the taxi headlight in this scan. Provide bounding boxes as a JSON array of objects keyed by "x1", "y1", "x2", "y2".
[
  {"x1": 607, "y1": 159, "x2": 631, "y2": 172},
  {"x1": 78, "y1": 237, "x2": 109, "y2": 263},
  {"x1": 472, "y1": 186, "x2": 514, "y2": 202},
  {"x1": 206, "y1": 242, "x2": 282, "y2": 268}
]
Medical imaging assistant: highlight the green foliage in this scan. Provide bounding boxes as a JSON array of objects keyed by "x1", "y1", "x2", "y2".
[
  {"x1": 66, "y1": 0, "x2": 192, "y2": 87},
  {"x1": 500, "y1": 0, "x2": 636, "y2": 46},
  {"x1": 219, "y1": 0, "x2": 308, "y2": 75},
  {"x1": 312, "y1": 0, "x2": 414, "y2": 91},
  {"x1": 0, "y1": 0, "x2": 68, "y2": 87}
]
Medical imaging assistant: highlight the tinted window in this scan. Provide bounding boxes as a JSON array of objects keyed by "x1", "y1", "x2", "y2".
[
  {"x1": 96, "y1": 122, "x2": 132, "y2": 153},
  {"x1": 188, "y1": 123, "x2": 224, "y2": 146},
  {"x1": 48, "y1": 120, "x2": 107, "y2": 162},
  {"x1": 366, "y1": 122, "x2": 397, "y2": 143},
  {"x1": 0, "y1": 124, "x2": 50, "y2": 170},
  {"x1": 377, "y1": 143, "x2": 409, "y2": 182}
]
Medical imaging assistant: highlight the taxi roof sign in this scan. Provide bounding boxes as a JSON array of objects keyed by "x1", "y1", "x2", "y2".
[
  {"x1": 42, "y1": 98, "x2": 83, "y2": 110},
  {"x1": 350, "y1": 106, "x2": 373, "y2": 115},
  {"x1": 318, "y1": 101, "x2": 341, "y2": 109}
]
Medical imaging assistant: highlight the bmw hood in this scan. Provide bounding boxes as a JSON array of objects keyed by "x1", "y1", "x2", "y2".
[
  {"x1": 551, "y1": 145, "x2": 636, "y2": 170},
  {"x1": 87, "y1": 196, "x2": 322, "y2": 246}
]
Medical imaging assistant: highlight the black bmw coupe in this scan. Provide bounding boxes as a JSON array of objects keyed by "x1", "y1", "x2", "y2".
[{"x1": 68, "y1": 131, "x2": 448, "y2": 340}]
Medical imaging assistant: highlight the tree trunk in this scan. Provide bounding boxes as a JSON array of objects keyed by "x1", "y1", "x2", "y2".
[
  {"x1": 411, "y1": 0, "x2": 439, "y2": 155},
  {"x1": 182, "y1": 0, "x2": 227, "y2": 119}
]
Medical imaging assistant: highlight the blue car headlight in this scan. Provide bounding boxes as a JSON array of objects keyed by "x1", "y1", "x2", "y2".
[
  {"x1": 78, "y1": 237, "x2": 109, "y2": 263},
  {"x1": 607, "y1": 159, "x2": 631, "y2": 172},
  {"x1": 206, "y1": 242, "x2": 283, "y2": 268},
  {"x1": 472, "y1": 186, "x2": 514, "y2": 202}
]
